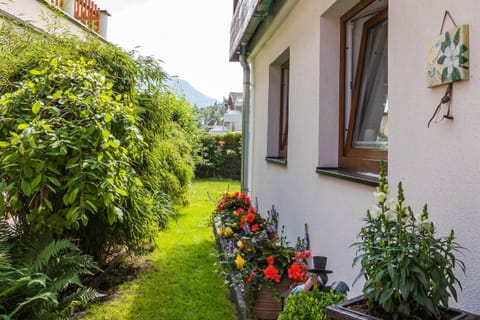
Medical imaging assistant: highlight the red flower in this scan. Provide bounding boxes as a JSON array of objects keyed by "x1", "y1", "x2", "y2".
[
  {"x1": 251, "y1": 224, "x2": 259, "y2": 232},
  {"x1": 266, "y1": 255, "x2": 274, "y2": 265},
  {"x1": 235, "y1": 192, "x2": 240, "y2": 198},
  {"x1": 296, "y1": 252, "x2": 303, "y2": 260},
  {"x1": 263, "y1": 264, "x2": 281, "y2": 283},
  {"x1": 235, "y1": 208, "x2": 244, "y2": 216},
  {"x1": 304, "y1": 250, "x2": 311, "y2": 258},
  {"x1": 246, "y1": 213, "x2": 255, "y2": 223},
  {"x1": 245, "y1": 197, "x2": 251, "y2": 205},
  {"x1": 248, "y1": 206, "x2": 254, "y2": 213},
  {"x1": 288, "y1": 262, "x2": 307, "y2": 282},
  {"x1": 240, "y1": 217, "x2": 245, "y2": 228}
]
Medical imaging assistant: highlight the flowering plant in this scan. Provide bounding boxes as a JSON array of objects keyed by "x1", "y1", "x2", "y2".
[
  {"x1": 213, "y1": 192, "x2": 310, "y2": 307},
  {"x1": 352, "y1": 165, "x2": 465, "y2": 320}
]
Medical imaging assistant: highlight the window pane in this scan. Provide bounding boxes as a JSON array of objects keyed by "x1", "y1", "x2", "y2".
[{"x1": 352, "y1": 20, "x2": 388, "y2": 150}]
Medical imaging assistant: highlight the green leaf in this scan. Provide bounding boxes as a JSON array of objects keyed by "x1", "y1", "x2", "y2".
[
  {"x1": 47, "y1": 176, "x2": 61, "y2": 187},
  {"x1": 459, "y1": 44, "x2": 468, "y2": 55},
  {"x1": 115, "y1": 188, "x2": 128, "y2": 197},
  {"x1": 65, "y1": 206, "x2": 79, "y2": 222},
  {"x1": 444, "y1": 31, "x2": 451, "y2": 47},
  {"x1": 453, "y1": 28, "x2": 460, "y2": 47},
  {"x1": 23, "y1": 166, "x2": 33, "y2": 178},
  {"x1": 69, "y1": 188, "x2": 80, "y2": 204},
  {"x1": 31, "y1": 174, "x2": 42, "y2": 188},
  {"x1": 451, "y1": 67, "x2": 461, "y2": 81},
  {"x1": 32, "y1": 101, "x2": 41, "y2": 114},
  {"x1": 52, "y1": 90, "x2": 63, "y2": 99},
  {"x1": 379, "y1": 287, "x2": 394, "y2": 305},
  {"x1": 458, "y1": 56, "x2": 468, "y2": 65},
  {"x1": 17, "y1": 123, "x2": 29, "y2": 130},
  {"x1": 104, "y1": 113, "x2": 112, "y2": 123},
  {"x1": 437, "y1": 55, "x2": 446, "y2": 65},
  {"x1": 0, "y1": 141, "x2": 9, "y2": 148},
  {"x1": 21, "y1": 179, "x2": 32, "y2": 195}
]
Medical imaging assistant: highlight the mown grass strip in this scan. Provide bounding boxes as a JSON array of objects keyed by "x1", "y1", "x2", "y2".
[{"x1": 83, "y1": 179, "x2": 240, "y2": 320}]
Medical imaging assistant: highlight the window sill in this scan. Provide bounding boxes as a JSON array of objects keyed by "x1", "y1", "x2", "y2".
[
  {"x1": 265, "y1": 157, "x2": 287, "y2": 166},
  {"x1": 316, "y1": 167, "x2": 378, "y2": 186}
]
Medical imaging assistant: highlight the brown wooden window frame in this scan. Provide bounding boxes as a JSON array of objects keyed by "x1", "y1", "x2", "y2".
[
  {"x1": 279, "y1": 61, "x2": 289, "y2": 159},
  {"x1": 339, "y1": 0, "x2": 388, "y2": 174}
]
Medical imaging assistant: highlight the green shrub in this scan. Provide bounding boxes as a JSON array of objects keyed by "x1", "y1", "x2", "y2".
[
  {"x1": 195, "y1": 132, "x2": 241, "y2": 179},
  {"x1": 278, "y1": 287, "x2": 346, "y2": 320},
  {"x1": 0, "y1": 22, "x2": 199, "y2": 260}
]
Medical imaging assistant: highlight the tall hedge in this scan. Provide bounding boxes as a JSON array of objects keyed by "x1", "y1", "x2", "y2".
[
  {"x1": 0, "y1": 23, "x2": 198, "y2": 260},
  {"x1": 195, "y1": 132, "x2": 241, "y2": 179}
]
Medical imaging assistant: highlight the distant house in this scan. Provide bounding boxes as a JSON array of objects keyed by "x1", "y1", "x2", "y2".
[
  {"x1": 223, "y1": 92, "x2": 243, "y2": 132},
  {"x1": 230, "y1": 0, "x2": 480, "y2": 314},
  {"x1": 0, "y1": 0, "x2": 110, "y2": 39}
]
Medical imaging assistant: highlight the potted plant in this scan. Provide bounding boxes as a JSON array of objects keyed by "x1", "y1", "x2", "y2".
[
  {"x1": 213, "y1": 192, "x2": 310, "y2": 319},
  {"x1": 327, "y1": 165, "x2": 467, "y2": 320}
]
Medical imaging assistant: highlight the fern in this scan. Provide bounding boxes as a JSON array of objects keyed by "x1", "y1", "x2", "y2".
[
  {"x1": 29, "y1": 239, "x2": 78, "y2": 273},
  {"x1": 0, "y1": 238, "x2": 101, "y2": 319}
]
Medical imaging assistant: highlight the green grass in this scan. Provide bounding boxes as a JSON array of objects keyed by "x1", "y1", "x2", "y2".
[{"x1": 82, "y1": 179, "x2": 240, "y2": 320}]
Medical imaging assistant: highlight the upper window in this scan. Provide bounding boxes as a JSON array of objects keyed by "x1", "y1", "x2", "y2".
[
  {"x1": 267, "y1": 48, "x2": 290, "y2": 163},
  {"x1": 339, "y1": 0, "x2": 388, "y2": 173}
]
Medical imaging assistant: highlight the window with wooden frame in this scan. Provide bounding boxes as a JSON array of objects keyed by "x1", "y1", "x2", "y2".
[
  {"x1": 339, "y1": 0, "x2": 388, "y2": 174},
  {"x1": 266, "y1": 48, "x2": 289, "y2": 164}
]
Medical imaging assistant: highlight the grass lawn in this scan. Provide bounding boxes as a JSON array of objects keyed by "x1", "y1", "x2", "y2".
[{"x1": 82, "y1": 179, "x2": 240, "y2": 320}]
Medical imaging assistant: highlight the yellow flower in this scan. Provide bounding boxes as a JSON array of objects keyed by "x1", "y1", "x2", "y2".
[
  {"x1": 223, "y1": 227, "x2": 233, "y2": 237},
  {"x1": 235, "y1": 254, "x2": 245, "y2": 270},
  {"x1": 237, "y1": 240, "x2": 244, "y2": 249},
  {"x1": 228, "y1": 191, "x2": 236, "y2": 198}
]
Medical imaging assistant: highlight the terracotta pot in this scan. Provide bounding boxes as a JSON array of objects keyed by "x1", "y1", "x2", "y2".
[
  {"x1": 326, "y1": 296, "x2": 469, "y2": 320},
  {"x1": 249, "y1": 280, "x2": 291, "y2": 320}
]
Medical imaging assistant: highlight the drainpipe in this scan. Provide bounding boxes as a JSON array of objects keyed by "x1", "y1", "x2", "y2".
[{"x1": 239, "y1": 43, "x2": 250, "y2": 194}]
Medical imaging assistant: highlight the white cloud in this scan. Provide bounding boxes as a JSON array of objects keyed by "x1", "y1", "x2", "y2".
[{"x1": 94, "y1": 0, "x2": 243, "y2": 100}]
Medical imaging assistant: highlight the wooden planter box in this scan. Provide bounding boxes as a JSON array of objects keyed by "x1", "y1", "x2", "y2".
[{"x1": 326, "y1": 296, "x2": 469, "y2": 320}]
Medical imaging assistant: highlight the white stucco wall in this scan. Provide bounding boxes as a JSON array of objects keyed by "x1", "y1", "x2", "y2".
[
  {"x1": 246, "y1": 0, "x2": 480, "y2": 313},
  {"x1": 0, "y1": 0, "x2": 98, "y2": 39},
  {"x1": 389, "y1": 0, "x2": 480, "y2": 313}
]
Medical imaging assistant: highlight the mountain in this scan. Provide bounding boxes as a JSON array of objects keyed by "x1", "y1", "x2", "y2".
[{"x1": 165, "y1": 77, "x2": 219, "y2": 108}]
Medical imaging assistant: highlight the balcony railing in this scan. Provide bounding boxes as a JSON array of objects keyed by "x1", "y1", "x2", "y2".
[{"x1": 49, "y1": 0, "x2": 101, "y2": 33}]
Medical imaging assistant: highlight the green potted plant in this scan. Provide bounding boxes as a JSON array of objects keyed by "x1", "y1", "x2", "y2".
[
  {"x1": 279, "y1": 286, "x2": 346, "y2": 320},
  {"x1": 327, "y1": 165, "x2": 467, "y2": 320}
]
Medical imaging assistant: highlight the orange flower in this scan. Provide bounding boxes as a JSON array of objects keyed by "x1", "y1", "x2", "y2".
[
  {"x1": 246, "y1": 213, "x2": 255, "y2": 223},
  {"x1": 266, "y1": 255, "x2": 274, "y2": 265},
  {"x1": 288, "y1": 262, "x2": 307, "y2": 282},
  {"x1": 263, "y1": 264, "x2": 281, "y2": 283}
]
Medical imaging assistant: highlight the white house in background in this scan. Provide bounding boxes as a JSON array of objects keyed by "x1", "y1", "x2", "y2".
[
  {"x1": 0, "y1": 0, "x2": 110, "y2": 39},
  {"x1": 224, "y1": 92, "x2": 243, "y2": 132},
  {"x1": 231, "y1": 0, "x2": 480, "y2": 313}
]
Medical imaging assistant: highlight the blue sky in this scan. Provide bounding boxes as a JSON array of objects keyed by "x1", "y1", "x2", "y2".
[{"x1": 94, "y1": 0, "x2": 243, "y2": 100}]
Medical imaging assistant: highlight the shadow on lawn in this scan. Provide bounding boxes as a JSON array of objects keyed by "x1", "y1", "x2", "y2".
[{"x1": 125, "y1": 239, "x2": 237, "y2": 320}]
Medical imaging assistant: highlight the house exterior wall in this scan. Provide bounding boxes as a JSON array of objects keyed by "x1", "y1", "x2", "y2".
[
  {"x1": 246, "y1": 0, "x2": 480, "y2": 313},
  {"x1": 0, "y1": 0, "x2": 100, "y2": 39}
]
